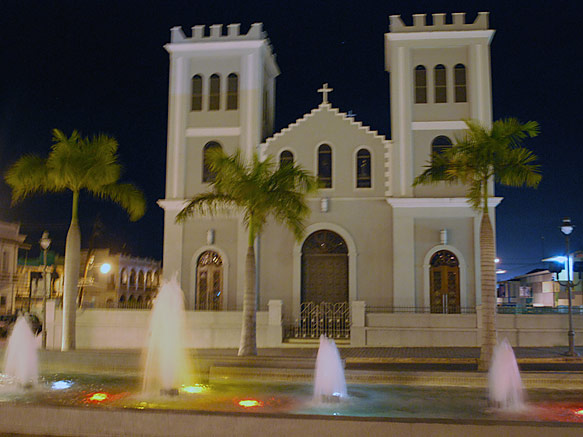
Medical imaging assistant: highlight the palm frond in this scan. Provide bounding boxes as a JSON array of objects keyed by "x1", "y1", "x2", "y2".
[
  {"x1": 90, "y1": 183, "x2": 146, "y2": 221},
  {"x1": 414, "y1": 118, "x2": 541, "y2": 213},
  {"x1": 4, "y1": 154, "x2": 53, "y2": 203},
  {"x1": 177, "y1": 148, "x2": 318, "y2": 242},
  {"x1": 176, "y1": 192, "x2": 238, "y2": 222}
]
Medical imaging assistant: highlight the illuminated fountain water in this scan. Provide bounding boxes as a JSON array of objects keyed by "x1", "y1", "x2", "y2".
[
  {"x1": 313, "y1": 335, "x2": 347, "y2": 402},
  {"x1": 142, "y1": 279, "x2": 194, "y2": 396},
  {"x1": 3, "y1": 316, "x2": 38, "y2": 388},
  {"x1": 488, "y1": 338, "x2": 525, "y2": 410}
]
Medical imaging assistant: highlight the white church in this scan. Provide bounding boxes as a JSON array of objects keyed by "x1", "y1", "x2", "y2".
[{"x1": 158, "y1": 12, "x2": 502, "y2": 347}]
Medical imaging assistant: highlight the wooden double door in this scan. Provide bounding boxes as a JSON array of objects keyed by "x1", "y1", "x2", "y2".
[{"x1": 430, "y1": 250, "x2": 461, "y2": 314}]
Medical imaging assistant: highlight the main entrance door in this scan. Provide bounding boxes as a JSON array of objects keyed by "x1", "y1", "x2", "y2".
[
  {"x1": 301, "y1": 230, "x2": 348, "y2": 303},
  {"x1": 295, "y1": 230, "x2": 350, "y2": 339},
  {"x1": 430, "y1": 250, "x2": 460, "y2": 313},
  {"x1": 196, "y1": 251, "x2": 223, "y2": 310}
]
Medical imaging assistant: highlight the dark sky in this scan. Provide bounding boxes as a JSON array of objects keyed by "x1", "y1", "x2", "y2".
[{"x1": 0, "y1": 0, "x2": 581, "y2": 279}]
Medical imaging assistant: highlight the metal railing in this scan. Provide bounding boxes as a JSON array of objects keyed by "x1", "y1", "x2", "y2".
[
  {"x1": 366, "y1": 306, "x2": 477, "y2": 314},
  {"x1": 497, "y1": 305, "x2": 583, "y2": 315},
  {"x1": 285, "y1": 302, "x2": 350, "y2": 339}
]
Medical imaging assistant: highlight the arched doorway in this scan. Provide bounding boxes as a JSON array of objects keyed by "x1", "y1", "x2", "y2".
[
  {"x1": 196, "y1": 250, "x2": 223, "y2": 310},
  {"x1": 301, "y1": 230, "x2": 348, "y2": 304},
  {"x1": 430, "y1": 250, "x2": 460, "y2": 313},
  {"x1": 297, "y1": 230, "x2": 350, "y2": 339}
]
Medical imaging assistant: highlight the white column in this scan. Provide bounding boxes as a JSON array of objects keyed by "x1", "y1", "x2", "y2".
[
  {"x1": 165, "y1": 55, "x2": 188, "y2": 199},
  {"x1": 392, "y1": 213, "x2": 416, "y2": 308},
  {"x1": 389, "y1": 45, "x2": 413, "y2": 197}
]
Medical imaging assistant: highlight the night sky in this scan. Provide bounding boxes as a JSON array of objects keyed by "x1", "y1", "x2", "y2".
[{"x1": 1, "y1": 0, "x2": 581, "y2": 280}]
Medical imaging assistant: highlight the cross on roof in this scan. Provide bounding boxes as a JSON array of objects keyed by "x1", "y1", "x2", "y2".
[{"x1": 318, "y1": 83, "x2": 333, "y2": 104}]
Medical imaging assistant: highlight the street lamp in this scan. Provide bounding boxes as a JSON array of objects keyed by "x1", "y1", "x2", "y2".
[
  {"x1": 40, "y1": 231, "x2": 51, "y2": 349},
  {"x1": 559, "y1": 217, "x2": 578, "y2": 357}
]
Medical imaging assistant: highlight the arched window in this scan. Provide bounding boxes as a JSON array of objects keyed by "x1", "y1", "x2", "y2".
[
  {"x1": 356, "y1": 148, "x2": 371, "y2": 188},
  {"x1": 202, "y1": 141, "x2": 222, "y2": 183},
  {"x1": 137, "y1": 271, "x2": 145, "y2": 289},
  {"x1": 279, "y1": 150, "x2": 294, "y2": 168},
  {"x1": 129, "y1": 270, "x2": 136, "y2": 288},
  {"x1": 209, "y1": 74, "x2": 220, "y2": 110},
  {"x1": 431, "y1": 136, "x2": 453, "y2": 158},
  {"x1": 434, "y1": 64, "x2": 447, "y2": 103},
  {"x1": 318, "y1": 144, "x2": 332, "y2": 188},
  {"x1": 191, "y1": 75, "x2": 203, "y2": 111},
  {"x1": 226, "y1": 73, "x2": 238, "y2": 110},
  {"x1": 454, "y1": 64, "x2": 467, "y2": 103},
  {"x1": 414, "y1": 65, "x2": 427, "y2": 104}
]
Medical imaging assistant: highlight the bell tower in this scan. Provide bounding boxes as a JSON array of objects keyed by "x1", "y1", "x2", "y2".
[
  {"x1": 385, "y1": 12, "x2": 495, "y2": 197},
  {"x1": 159, "y1": 23, "x2": 279, "y2": 305}
]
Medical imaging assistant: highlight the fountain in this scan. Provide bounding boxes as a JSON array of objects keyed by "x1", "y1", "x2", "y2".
[
  {"x1": 313, "y1": 335, "x2": 347, "y2": 402},
  {"x1": 142, "y1": 278, "x2": 195, "y2": 395},
  {"x1": 488, "y1": 338, "x2": 525, "y2": 410},
  {"x1": 3, "y1": 315, "x2": 38, "y2": 388}
]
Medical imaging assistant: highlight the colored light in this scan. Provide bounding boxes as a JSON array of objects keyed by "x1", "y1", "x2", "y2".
[
  {"x1": 89, "y1": 392, "x2": 109, "y2": 402},
  {"x1": 51, "y1": 380, "x2": 73, "y2": 390},
  {"x1": 181, "y1": 385, "x2": 206, "y2": 394},
  {"x1": 100, "y1": 263, "x2": 111, "y2": 274},
  {"x1": 575, "y1": 410, "x2": 583, "y2": 415},
  {"x1": 238, "y1": 399, "x2": 264, "y2": 408}
]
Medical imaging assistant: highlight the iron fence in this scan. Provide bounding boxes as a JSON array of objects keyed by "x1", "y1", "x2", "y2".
[
  {"x1": 285, "y1": 302, "x2": 350, "y2": 339},
  {"x1": 366, "y1": 306, "x2": 477, "y2": 314}
]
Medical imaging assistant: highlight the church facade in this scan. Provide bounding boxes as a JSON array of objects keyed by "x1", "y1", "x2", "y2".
[{"x1": 159, "y1": 13, "x2": 498, "y2": 341}]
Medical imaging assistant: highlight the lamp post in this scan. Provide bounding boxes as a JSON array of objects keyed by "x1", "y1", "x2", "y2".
[
  {"x1": 40, "y1": 231, "x2": 51, "y2": 349},
  {"x1": 559, "y1": 217, "x2": 578, "y2": 357}
]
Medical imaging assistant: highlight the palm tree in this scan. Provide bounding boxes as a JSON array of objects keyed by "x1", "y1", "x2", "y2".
[
  {"x1": 176, "y1": 148, "x2": 317, "y2": 356},
  {"x1": 413, "y1": 118, "x2": 541, "y2": 370},
  {"x1": 5, "y1": 129, "x2": 146, "y2": 350}
]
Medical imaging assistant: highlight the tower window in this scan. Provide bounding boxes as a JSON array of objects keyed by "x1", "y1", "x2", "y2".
[
  {"x1": 434, "y1": 65, "x2": 447, "y2": 103},
  {"x1": 454, "y1": 64, "x2": 467, "y2": 103},
  {"x1": 209, "y1": 74, "x2": 221, "y2": 111},
  {"x1": 191, "y1": 75, "x2": 203, "y2": 111},
  {"x1": 279, "y1": 150, "x2": 294, "y2": 168},
  {"x1": 431, "y1": 136, "x2": 452, "y2": 159},
  {"x1": 318, "y1": 144, "x2": 332, "y2": 188},
  {"x1": 227, "y1": 73, "x2": 238, "y2": 110},
  {"x1": 202, "y1": 141, "x2": 222, "y2": 183},
  {"x1": 356, "y1": 148, "x2": 371, "y2": 188},
  {"x1": 414, "y1": 66, "x2": 427, "y2": 104}
]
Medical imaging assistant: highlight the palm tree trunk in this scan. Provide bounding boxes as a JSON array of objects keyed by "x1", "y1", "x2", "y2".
[
  {"x1": 478, "y1": 212, "x2": 497, "y2": 371},
  {"x1": 62, "y1": 192, "x2": 81, "y2": 351},
  {"x1": 238, "y1": 244, "x2": 257, "y2": 356}
]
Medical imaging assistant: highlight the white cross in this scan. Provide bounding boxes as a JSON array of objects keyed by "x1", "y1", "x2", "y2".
[{"x1": 318, "y1": 83, "x2": 333, "y2": 104}]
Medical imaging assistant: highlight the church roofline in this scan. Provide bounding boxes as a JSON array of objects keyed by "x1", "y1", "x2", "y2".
[{"x1": 262, "y1": 102, "x2": 391, "y2": 152}]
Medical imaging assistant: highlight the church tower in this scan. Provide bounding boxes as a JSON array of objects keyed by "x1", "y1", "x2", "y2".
[
  {"x1": 385, "y1": 12, "x2": 494, "y2": 197},
  {"x1": 160, "y1": 23, "x2": 279, "y2": 308},
  {"x1": 385, "y1": 13, "x2": 496, "y2": 310}
]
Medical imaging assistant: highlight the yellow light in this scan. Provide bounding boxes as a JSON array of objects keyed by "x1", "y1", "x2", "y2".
[
  {"x1": 238, "y1": 399, "x2": 263, "y2": 408},
  {"x1": 89, "y1": 392, "x2": 109, "y2": 402},
  {"x1": 181, "y1": 385, "x2": 206, "y2": 394},
  {"x1": 575, "y1": 410, "x2": 583, "y2": 415},
  {"x1": 100, "y1": 263, "x2": 112, "y2": 274}
]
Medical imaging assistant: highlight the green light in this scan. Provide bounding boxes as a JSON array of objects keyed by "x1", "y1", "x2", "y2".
[
  {"x1": 181, "y1": 385, "x2": 206, "y2": 394},
  {"x1": 238, "y1": 399, "x2": 263, "y2": 408}
]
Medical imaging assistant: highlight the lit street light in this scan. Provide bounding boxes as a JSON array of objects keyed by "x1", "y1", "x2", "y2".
[
  {"x1": 558, "y1": 217, "x2": 578, "y2": 357},
  {"x1": 40, "y1": 231, "x2": 51, "y2": 349}
]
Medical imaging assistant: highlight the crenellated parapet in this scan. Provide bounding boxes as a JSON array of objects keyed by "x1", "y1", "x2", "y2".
[
  {"x1": 389, "y1": 12, "x2": 489, "y2": 32},
  {"x1": 170, "y1": 22, "x2": 265, "y2": 43}
]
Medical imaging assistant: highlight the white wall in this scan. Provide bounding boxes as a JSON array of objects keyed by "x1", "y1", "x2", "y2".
[{"x1": 45, "y1": 300, "x2": 282, "y2": 350}]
